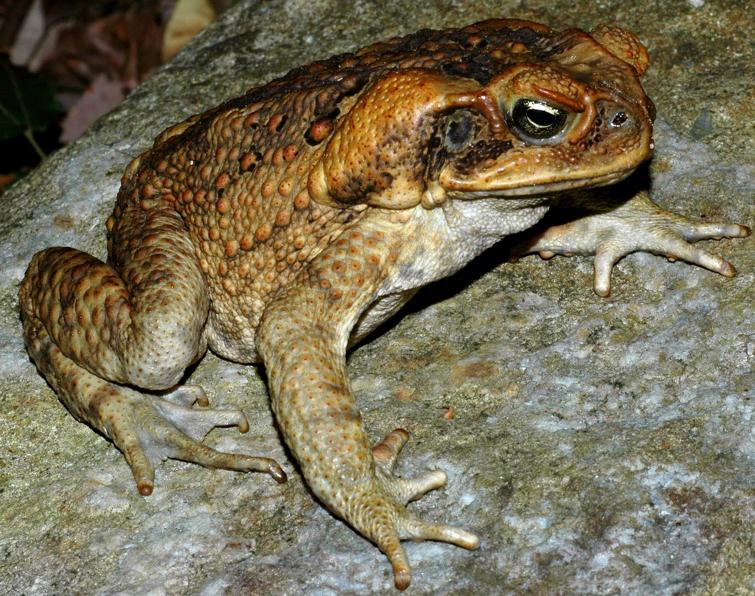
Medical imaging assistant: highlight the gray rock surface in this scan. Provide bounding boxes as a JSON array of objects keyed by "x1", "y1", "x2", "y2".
[{"x1": 0, "y1": 0, "x2": 752, "y2": 593}]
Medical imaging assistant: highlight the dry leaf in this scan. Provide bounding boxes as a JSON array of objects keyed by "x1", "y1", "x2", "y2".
[
  {"x1": 7, "y1": 0, "x2": 43, "y2": 65},
  {"x1": 59, "y1": 74, "x2": 123, "y2": 142},
  {"x1": 162, "y1": 0, "x2": 215, "y2": 62}
]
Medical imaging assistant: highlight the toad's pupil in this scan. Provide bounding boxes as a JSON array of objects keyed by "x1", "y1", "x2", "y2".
[
  {"x1": 612, "y1": 111, "x2": 628, "y2": 126},
  {"x1": 527, "y1": 108, "x2": 557, "y2": 127}
]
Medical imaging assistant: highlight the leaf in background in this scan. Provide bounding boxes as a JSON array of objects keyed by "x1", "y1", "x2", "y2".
[
  {"x1": 0, "y1": 58, "x2": 60, "y2": 140},
  {"x1": 59, "y1": 74, "x2": 123, "y2": 143},
  {"x1": 162, "y1": 0, "x2": 215, "y2": 62},
  {"x1": 7, "y1": 0, "x2": 44, "y2": 66}
]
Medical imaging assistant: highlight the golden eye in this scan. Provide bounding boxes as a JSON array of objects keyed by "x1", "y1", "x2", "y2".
[{"x1": 510, "y1": 99, "x2": 568, "y2": 143}]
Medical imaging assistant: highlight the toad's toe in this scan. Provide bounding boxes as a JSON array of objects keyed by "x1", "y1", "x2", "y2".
[
  {"x1": 357, "y1": 429, "x2": 479, "y2": 589},
  {"x1": 99, "y1": 386, "x2": 287, "y2": 493}
]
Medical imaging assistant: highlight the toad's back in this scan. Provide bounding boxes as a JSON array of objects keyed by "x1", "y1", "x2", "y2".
[{"x1": 108, "y1": 19, "x2": 647, "y2": 360}]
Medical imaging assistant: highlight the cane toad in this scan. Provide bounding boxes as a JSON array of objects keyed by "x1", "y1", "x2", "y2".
[{"x1": 19, "y1": 18, "x2": 749, "y2": 590}]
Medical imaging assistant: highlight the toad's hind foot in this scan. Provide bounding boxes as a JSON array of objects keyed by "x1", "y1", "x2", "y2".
[
  {"x1": 104, "y1": 386, "x2": 288, "y2": 495},
  {"x1": 368, "y1": 429, "x2": 480, "y2": 590}
]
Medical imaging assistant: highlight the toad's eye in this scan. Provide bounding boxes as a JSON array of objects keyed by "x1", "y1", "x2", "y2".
[
  {"x1": 443, "y1": 110, "x2": 475, "y2": 152},
  {"x1": 509, "y1": 99, "x2": 568, "y2": 144}
]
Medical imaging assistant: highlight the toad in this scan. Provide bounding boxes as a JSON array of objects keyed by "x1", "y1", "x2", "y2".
[{"x1": 19, "y1": 18, "x2": 749, "y2": 590}]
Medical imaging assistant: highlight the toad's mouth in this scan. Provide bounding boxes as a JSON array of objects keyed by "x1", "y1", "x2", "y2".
[
  {"x1": 442, "y1": 166, "x2": 640, "y2": 200},
  {"x1": 437, "y1": 122, "x2": 654, "y2": 199},
  {"x1": 491, "y1": 168, "x2": 638, "y2": 196}
]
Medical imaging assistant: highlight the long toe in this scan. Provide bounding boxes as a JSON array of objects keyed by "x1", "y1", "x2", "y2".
[
  {"x1": 109, "y1": 419, "x2": 156, "y2": 496},
  {"x1": 372, "y1": 428, "x2": 411, "y2": 471},
  {"x1": 399, "y1": 515, "x2": 480, "y2": 549},
  {"x1": 163, "y1": 431, "x2": 287, "y2": 482},
  {"x1": 387, "y1": 470, "x2": 448, "y2": 504},
  {"x1": 648, "y1": 233, "x2": 737, "y2": 277},
  {"x1": 386, "y1": 541, "x2": 411, "y2": 591},
  {"x1": 160, "y1": 385, "x2": 210, "y2": 407},
  {"x1": 677, "y1": 220, "x2": 750, "y2": 241}
]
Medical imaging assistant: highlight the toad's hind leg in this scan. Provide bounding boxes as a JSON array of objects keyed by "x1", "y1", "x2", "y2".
[{"x1": 19, "y1": 209, "x2": 285, "y2": 494}]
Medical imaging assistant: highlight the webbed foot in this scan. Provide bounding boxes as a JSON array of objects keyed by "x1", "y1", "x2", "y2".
[
  {"x1": 519, "y1": 191, "x2": 750, "y2": 296},
  {"x1": 99, "y1": 385, "x2": 287, "y2": 495}
]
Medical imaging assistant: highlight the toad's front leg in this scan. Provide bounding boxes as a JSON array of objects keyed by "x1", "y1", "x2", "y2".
[
  {"x1": 516, "y1": 190, "x2": 750, "y2": 296},
  {"x1": 257, "y1": 225, "x2": 478, "y2": 590}
]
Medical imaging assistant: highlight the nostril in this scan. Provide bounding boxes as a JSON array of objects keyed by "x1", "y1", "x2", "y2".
[{"x1": 610, "y1": 111, "x2": 629, "y2": 127}]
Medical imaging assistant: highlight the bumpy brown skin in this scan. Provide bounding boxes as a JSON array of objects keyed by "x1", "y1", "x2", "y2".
[{"x1": 19, "y1": 19, "x2": 749, "y2": 589}]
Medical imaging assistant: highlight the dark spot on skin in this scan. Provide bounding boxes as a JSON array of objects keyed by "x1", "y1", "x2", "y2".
[
  {"x1": 275, "y1": 114, "x2": 288, "y2": 132},
  {"x1": 314, "y1": 89, "x2": 342, "y2": 116},
  {"x1": 239, "y1": 150, "x2": 263, "y2": 171},
  {"x1": 378, "y1": 172, "x2": 393, "y2": 187},
  {"x1": 595, "y1": 105, "x2": 605, "y2": 129},
  {"x1": 339, "y1": 71, "x2": 370, "y2": 97},
  {"x1": 472, "y1": 52, "x2": 493, "y2": 66},
  {"x1": 424, "y1": 127, "x2": 446, "y2": 179},
  {"x1": 313, "y1": 73, "x2": 371, "y2": 118},
  {"x1": 507, "y1": 27, "x2": 542, "y2": 47},
  {"x1": 305, "y1": 108, "x2": 340, "y2": 146},
  {"x1": 440, "y1": 60, "x2": 494, "y2": 85},
  {"x1": 323, "y1": 108, "x2": 340, "y2": 121},
  {"x1": 463, "y1": 37, "x2": 488, "y2": 49},
  {"x1": 454, "y1": 139, "x2": 513, "y2": 174}
]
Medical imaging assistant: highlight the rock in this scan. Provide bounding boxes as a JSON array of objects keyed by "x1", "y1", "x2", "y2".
[{"x1": 0, "y1": 0, "x2": 751, "y2": 593}]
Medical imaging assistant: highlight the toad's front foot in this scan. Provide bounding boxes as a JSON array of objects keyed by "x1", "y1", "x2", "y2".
[
  {"x1": 99, "y1": 384, "x2": 286, "y2": 495},
  {"x1": 517, "y1": 191, "x2": 750, "y2": 296},
  {"x1": 355, "y1": 429, "x2": 479, "y2": 590}
]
